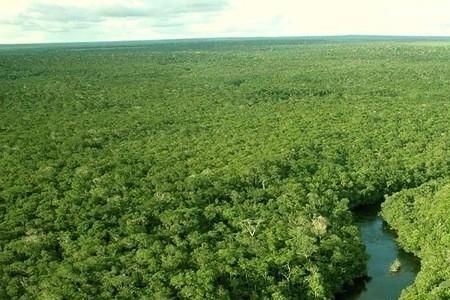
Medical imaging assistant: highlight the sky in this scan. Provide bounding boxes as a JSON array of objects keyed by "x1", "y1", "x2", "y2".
[{"x1": 0, "y1": 0, "x2": 449, "y2": 44}]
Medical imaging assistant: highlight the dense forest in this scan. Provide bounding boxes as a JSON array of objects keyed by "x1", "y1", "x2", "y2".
[{"x1": 1, "y1": 38, "x2": 450, "y2": 299}]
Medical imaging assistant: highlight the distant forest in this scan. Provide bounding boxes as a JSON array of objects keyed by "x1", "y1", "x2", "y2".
[{"x1": 1, "y1": 38, "x2": 450, "y2": 299}]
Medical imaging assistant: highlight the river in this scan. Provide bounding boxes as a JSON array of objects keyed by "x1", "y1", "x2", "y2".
[{"x1": 338, "y1": 204, "x2": 420, "y2": 300}]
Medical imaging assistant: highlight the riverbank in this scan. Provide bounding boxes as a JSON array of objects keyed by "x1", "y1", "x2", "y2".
[{"x1": 338, "y1": 204, "x2": 420, "y2": 299}]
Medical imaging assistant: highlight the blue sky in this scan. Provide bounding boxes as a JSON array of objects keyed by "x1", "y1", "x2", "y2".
[{"x1": 0, "y1": 0, "x2": 449, "y2": 44}]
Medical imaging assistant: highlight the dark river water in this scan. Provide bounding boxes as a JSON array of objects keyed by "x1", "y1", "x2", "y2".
[{"x1": 338, "y1": 205, "x2": 420, "y2": 300}]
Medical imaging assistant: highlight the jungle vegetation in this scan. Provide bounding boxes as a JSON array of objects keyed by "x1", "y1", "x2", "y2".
[{"x1": 1, "y1": 37, "x2": 450, "y2": 299}]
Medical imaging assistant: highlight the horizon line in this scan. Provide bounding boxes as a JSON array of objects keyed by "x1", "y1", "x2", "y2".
[{"x1": 1, "y1": 34, "x2": 450, "y2": 46}]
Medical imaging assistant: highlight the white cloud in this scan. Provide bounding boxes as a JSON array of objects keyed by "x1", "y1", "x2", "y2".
[{"x1": 0, "y1": 0, "x2": 449, "y2": 44}]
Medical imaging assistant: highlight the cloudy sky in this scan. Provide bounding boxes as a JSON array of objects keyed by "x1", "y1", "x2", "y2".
[{"x1": 0, "y1": 0, "x2": 449, "y2": 44}]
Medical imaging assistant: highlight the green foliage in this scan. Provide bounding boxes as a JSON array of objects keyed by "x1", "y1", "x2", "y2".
[
  {"x1": 382, "y1": 180, "x2": 450, "y2": 299},
  {"x1": 1, "y1": 38, "x2": 450, "y2": 299},
  {"x1": 390, "y1": 258, "x2": 402, "y2": 273}
]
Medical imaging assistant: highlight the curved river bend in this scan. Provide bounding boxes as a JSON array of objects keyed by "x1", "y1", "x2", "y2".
[{"x1": 339, "y1": 205, "x2": 420, "y2": 300}]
